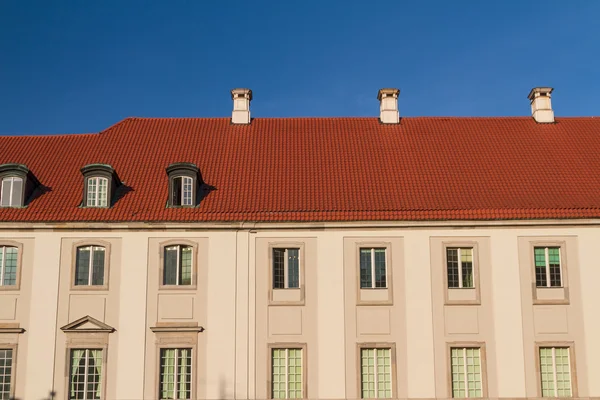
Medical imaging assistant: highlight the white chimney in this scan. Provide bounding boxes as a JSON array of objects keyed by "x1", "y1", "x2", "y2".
[
  {"x1": 528, "y1": 87, "x2": 554, "y2": 123},
  {"x1": 231, "y1": 88, "x2": 252, "y2": 124},
  {"x1": 377, "y1": 88, "x2": 400, "y2": 124}
]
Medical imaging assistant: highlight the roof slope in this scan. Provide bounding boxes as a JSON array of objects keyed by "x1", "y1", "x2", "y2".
[{"x1": 1, "y1": 116, "x2": 600, "y2": 223}]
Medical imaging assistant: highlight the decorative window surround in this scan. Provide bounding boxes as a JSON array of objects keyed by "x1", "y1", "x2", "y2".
[
  {"x1": 528, "y1": 240, "x2": 570, "y2": 305},
  {"x1": 158, "y1": 240, "x2": 198, "y2": 290},
  {"x1": 355, "y1": 241, "x2": 393, "y2": 306},
  {"x1": 268, "y1": 242, "x2": 306, "y2": 306},
  {"x1": 71, "y1": 240, "x2": 111, "y2": 291},
  {"x1": 442, "y1": 241, "x2": 481, "y2": 306},
  {"x1": 0, "y1": 241, "x2": 23, "y2": 291}
]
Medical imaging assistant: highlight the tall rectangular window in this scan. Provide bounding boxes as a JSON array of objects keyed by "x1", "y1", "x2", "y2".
[
  {"x1": 0, "y1": 177, "x2": 23, "y2": 207},
  {"x1": 273, "y1": 248, "x2": 300, "y2": 289},
  {"x1": 360, "y1": 348, "x2": 392, "y2": 399},
  {"x1": 86, "y1": 177, "x2": 108, "y2": 207},
  {"x1": 75, "y1": 246, "x2": 106, "y2": 286},
  {"x1": 535, "y1": 247, "x2": 562, "y2": 287},
  {"x1": 164, "y1": 245, "x2": 193, "y2": 286},
  {"x1": 159, "y1": 348, "x2": 192, "y2": 400},
  {"x1": 540, "y1": 347, "x2": 572, "y2": 397},
  {"x1": 69, "y1": 349, "x2": 103, "y2": 400},
  {"x1": 0, "y1": 349, "x2": 13, "y2": 400},
  {"x1": 360, "y1": 248, "x2": 387, "y2": 289},
  {"x1": 0, "y1": 246, "x2": 18, "y2": 287},
  {"x1": 451, "y1": 347, "x2": 482, "y2": 398},
  {"x1": 172, "y1": 177, "x2": 193, "y2": 206},
  {"x1": 272, "y1": 348, "x2": 303, "y2": 399},
  {"x1": 447, "y1": 248, "x2": 474, "y2": 288}
]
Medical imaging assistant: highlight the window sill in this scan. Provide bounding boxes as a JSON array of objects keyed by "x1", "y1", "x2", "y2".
[
  {"x1": 70, "y1": 285, "x2": 109, "y2": 292},
  {"x1": 158, "y1": 285, "x2": 198, "y2": 291}
]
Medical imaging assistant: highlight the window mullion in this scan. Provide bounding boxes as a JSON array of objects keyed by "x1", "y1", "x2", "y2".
[
  {"x1": 176, "y1": 246, "x2": 181, "y2": 285},
  {"x1": 285, "y1": 349, "x2": 289, "y2": 399},
  {"x1": 458, "y1": 248, "x2": 464, "y2": 288},
  {"x1": 374, "y1": 349, "x2": 379, "y2": 398},
  {"x1": 0, "y1": 247, "x2": 5, "y2": 285},
  {"x1": 8, "y1": 178, "x2": 13, "y2": 206},
  {"x1": 174, "y1": 349, "x2": 179, "y2": 400},
  {"x1": 88, "y1": 248, "x2": 94, "y2": 286},
  {"x1": 463, "y1": 349, "x2": 469, "y2": 398},
  {"x1": 552, "y1": 347, "x2": 558, "y2": 397},
  {"x1": 545, "y1": 247, "x2": 551, "y2": 288},
  {"x1": 371, "y1": 249, "x2": 376, "y2": 289},
  {"x1": 83, "y1": 350, "x2": 90, "y2": 400},
  {"x1": 284, "y1": 249, "x2": 289, "y2": 289}
]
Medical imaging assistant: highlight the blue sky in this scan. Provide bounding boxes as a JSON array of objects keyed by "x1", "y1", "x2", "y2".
[{"x1": 1, "y1": 1, "x2": 599, "y2": 135}]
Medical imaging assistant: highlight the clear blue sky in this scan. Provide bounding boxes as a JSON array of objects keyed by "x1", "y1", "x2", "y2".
[{"x1": 1, "y1": 1, "x2": 599, "y2": 135}]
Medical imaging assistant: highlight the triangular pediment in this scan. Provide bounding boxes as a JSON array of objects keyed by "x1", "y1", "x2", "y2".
[{"x1": 61, "y1": 315, "x2": 115, "y2": 333}]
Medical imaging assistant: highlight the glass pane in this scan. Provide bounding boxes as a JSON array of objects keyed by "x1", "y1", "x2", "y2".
[
  {"x1": 91, "y1": 247, "x2": 105, "y2": 286},
  {"x1": 87, "y1": 178, "x2": 97, "y2": 207},
  {"x1": 447, "y1": 249, "x2": 459, "y2": 288},
  {"x1": 160, "y1": 349, "x2": 176, "y2": 400},
  {"x1": 177, "y1": 348, "x2": 192, "y2": 399},
  {"x1": 0, "y1": 179, "x2": 10, "y2": 207},
  {"x1": 0, "y1": 349, "x2": 12, "y2": 400},
  {"x1": 1, "y1": 247, "x2": 17, "y2": 286},
  {"x1": 539, "y1": 347, "x2": 556, "y2": 397},
  {"x1": 554, "y1": 347, "x2": 572, "y2": 397},
  {"x1": 361, "y1": 349, "x2": 376, "y2": 398},
  {"x1": 534, "y1": 247, "x2": 548, "y2": 287},
  {"x1": 548, "y1": 247, "x2": 562, "y2": 287},
  {"x1": 172, "y1": 177, "x2": 182, "y2": 206},
  {"x1": 273, "y1": 249, "x2": 285, "y2": 289},
  {"x1": 287, "y1": 349, "x2": 302, "y2": 398},
  {"x1": 461, "y1": 248, "x2": 474, "y2": 288},
  {"x1": 360, "y1": 249, "x2": 372, "y2": 288},
  {"x1": 97, "y1": 178, "x2": 108, "y2": 207},
  {"x1": 10, "y1": 178, "x2": 22, "y2": 206},
  {"x1": 374, "y1": 249, "x2": 386, "y2": 288},
  {"x1": 272, "y1": 348, "x2": 287, "y2": 399},
  {"x1": 75, "y1": 247, "x2": 91, "y2": 286},
  {"x1": 287, "y1": 249, "x2": 300, "y2": 289},
  {"x1": 164, "y1": 247, "x2": 178, "y2": 285},
  {"x1": 182, "y1": 177, "x2": 193, "y2": 206},
  {"x1": 180, "y1": 246, "x2": 192, "y2": 285}
]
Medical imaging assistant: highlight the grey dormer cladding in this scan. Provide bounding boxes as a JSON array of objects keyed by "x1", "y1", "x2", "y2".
[
  {"x1": 0, "y1": 163, "x2": 40, "y2": 207},
  {"x1": 165, "y1": 162, "x2": 202, "y2": 207},
  {"x1": 80, "y1": 164, "x2": 121, "y2": 208}
]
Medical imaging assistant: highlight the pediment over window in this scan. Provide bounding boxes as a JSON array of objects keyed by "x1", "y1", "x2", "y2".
[{"x1": 61, "y1": 315, "x2": 115, "y2": 333}]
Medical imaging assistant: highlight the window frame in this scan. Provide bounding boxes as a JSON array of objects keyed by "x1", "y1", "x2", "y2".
[
  {"x1": 446, "y1": 247, "x2": 475, "y2": 289},
  {"x1": 166, "y1": 163, "x2": 201, "y2": 208},
  {"x1": 67, "y1": 348, "x2": 105, "y2": 400},
  {"x1": 0, "y1": 344, "x2": 17, "y2": 400},
  {"x1": 442, "y1": 241, "x2": 481, "y2": 306},
  {"x1": 359, "y1": 247, "x2": 388, "y2": 289},
  {"x1": 159, "y1": 240, "x2": 198, "y2": 290},
  {"x1": 70, "y1": 241, "x2": 111, "y2": 291},
  {"x1": 268, "y1": 242, "x2": 306, "y2": 306},
  {"x1": 85, "y1": 176, "x2": 109, "y2": 207},
  {"x1": 158, "y1": 347, "x2": 193, "y2": 400},
  {"x1": 446, "y1": 342, "x2": 488, "y2": 399},
  {"x1": 355, "y1": 241, "x2": 394, "y2": 306},
  {"x1": 63, "y1": 332, "x2": 110, "y2": 400},
  {"x1": 268, "y1": 343, "x2": 307, "y2": 400},
  {"x1": 0, "y1": 176, "x2": 24, "y2": 208},
  {"x1": 80, "y1": 164, "x2": 120, "y2": 209},
  {"x1": 529, "y1": 240, "x2": 570, "y2": 305},
  {"x1": 0, "y1": 163, "x2": 38, "y2": 208},
  {"x1": 534, "y1": 246, "x2": 563, "y2": 288},
  {"x1": 272, "y1": 248, "x2": 301, "y2": 290},
  {"x1": 535, "y1": 342, "x2": 578, "y2": 398},
  {"x1": 356, "y1": 343, "x2": 397, "y2": 400},
  {"x1": 0, "y1": 241, "x2": 23, "y2": 291}
]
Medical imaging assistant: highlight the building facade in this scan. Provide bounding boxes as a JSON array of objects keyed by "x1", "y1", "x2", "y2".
[{"x1": 1, "y1": 87, "x2": 600, "y2": 400}]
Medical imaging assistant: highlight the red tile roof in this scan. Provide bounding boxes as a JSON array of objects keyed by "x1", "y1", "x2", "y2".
[{"x1": 1, "y1": 116, "x2": 600, "y2": 223}]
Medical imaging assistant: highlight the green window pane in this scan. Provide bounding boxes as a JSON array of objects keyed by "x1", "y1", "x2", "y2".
[{"x1": 360, "y1": 249, "x2": 372, "y2": 288}]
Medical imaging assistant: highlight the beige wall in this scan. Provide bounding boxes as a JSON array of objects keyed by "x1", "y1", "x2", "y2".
[{"x1": 0, "y1": 224, "x2": 598, "y2": 399}]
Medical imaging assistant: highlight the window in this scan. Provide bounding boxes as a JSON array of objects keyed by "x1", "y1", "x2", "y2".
[
  {"x1": 535, "y1": 247, "x2": 562, "y2": 287},
  {"x1": 360, "y1": 248, "x2": 387, "y2": 289},
  {"x1": 539, "y1": 347, "x2": 572, "y2": 397},
  {"x1": 69, "y1": 349, "x2": 103, "y2": 400},
  {"x1": 450, "y1": 347, "x2": 482, "y2": 398},
  {"x1": 86, "y1": 177, "x2": 108, "y2": 207},
  {"x1": 272, "y1": 348, "x2": 303, "y2": 399},
  {"x1": 75, "y1": 246, "x2": 106, "y2": 286},
  {"x1": 164, "y1": 245, "x2": 193, "y2": 286},
  {"x1": 447, "y1": 248, "x2": 474, "y2": 288},
  {"x1": 0, "y1": 177, "x2": 23, "y2": 207},
  {"x1": 273, "y1": 248, "x2": 300, "y2": 289},
  {"x1": 0, "y1": 348, "x2": 14, "y2": 400},
  {"x1": 159, "y1": 348, "x2": 192, "y2": 400},
  {"x1": 360, "y1": 348, "x2": 392, "y2": 399},
  {"x1": 172, "y1": 176, "x2": 194, "y2": 206},
  {"x1": 0, "y1": 246, "x2": 18, "y2": 287}
]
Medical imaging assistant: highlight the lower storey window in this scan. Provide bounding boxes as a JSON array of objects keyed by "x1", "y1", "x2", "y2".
[
  {"x1": 360, "y1": 348, "x2": 392, "y2": 399},
  {"x1": 0, "y1": 349, "x2": 13, "y2": 400},
  {"x1": 160, "y1": 348, "x2": 192, "y2": 400},
  {"x1": 272, "y1": 348, "x2": 303, "y2": 399},
  {"x1": 69, "y1": 349, "x2": 103, "y2": 400},
  {"x1": 451, "y1": 347, "x2": 482, "y2": 398},
  {"x1": 540, "y1": 347, "x2": 572, "y2": 397}
]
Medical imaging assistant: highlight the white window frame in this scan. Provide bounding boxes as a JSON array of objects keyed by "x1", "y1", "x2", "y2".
[
  {"x1": 68, "y1": 348, "x2": 103, "y2": 400},
  {"x1": 451, "y1": 347, "x2": 482, "y2": 398},
  {"x1": 75, "y1": 246, "x2": 105, "y2": 286},
  {"x1": 0, "y1": 245, "x2": 18, "y2": 287},
  {"x1": 159, "y1": 348, "x2": 192, "y2": 400},
  {"x1": 86, "y1": 177, "x2": 108, "y2": 207},
  {"x1": 540, "y1": 346, "x2": 572, "y2": 397},
  {"x1": 537, "y1": 247, "x2": 563, "y2": 288},
  {"x1": 0, "y1": 176, "x2": 23, "y2": 207},
  {"x1": 273, "y1": 248, "x2": 300, "y2": 289},
  {"x1": 360, "y1": 347, "x2": 393, "y2": 399},
  {"x1": 447, "y1": 248, "x2": 474, "y2": 289},
  {"x1": 173, "y1": 176, "x2": 194, "y2": 206},
  {"x1": 271, "y1": 347, "x2": 303, "y2": 399},
  {"x1": 164, "y1": 245, "x2": 192, "y2": 286},
  {"x1": 360, "y1": 248, "x2": 387, "y2": 289},
  {"x1": 0, "y1": 347, "x2": 15, "y2": 399}
]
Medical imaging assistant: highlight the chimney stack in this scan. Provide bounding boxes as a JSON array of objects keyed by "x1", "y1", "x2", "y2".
[
  {"x1": 377, "y1": 88, "x2": 400, "y2": 124},
  {"x1": 231, "y1": 88, "x2": 252, "y2": 124},
  {"x1": 528, "y1": 87, "x2": 554, "y2": 123}
]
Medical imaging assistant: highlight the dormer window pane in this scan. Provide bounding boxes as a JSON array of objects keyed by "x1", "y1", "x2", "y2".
[
  {"x1": 172, "y1": 176, "x2": 193, "y2": 206},
  {"x1": 1, "y1": 177, "x2": 23, "y2": 207},
  {"x1": 87, "y1": 177, "x2": 109, "y2": 207}
]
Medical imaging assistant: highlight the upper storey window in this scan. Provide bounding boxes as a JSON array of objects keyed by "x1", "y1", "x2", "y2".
[
  {"x1": 80, "y1": 164, "x2": 121, "y2": 208},
  {"x1": 166, "y1": 163, "x2": 202, "y2": 208},
  {"x1": 0, "y1": 164, "x2": 40, "y2": 208}
]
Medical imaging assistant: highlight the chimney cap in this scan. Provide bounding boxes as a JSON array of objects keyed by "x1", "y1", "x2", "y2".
[
  {"x1": 377, "y1": 88, "x2": 400, "y2": 101},
  {"x1": 231, "y1": 88, "x2": 253, "y2": 101},
  {"x1": 528, "y1": 87, "x2": 553, "y2": 100}
]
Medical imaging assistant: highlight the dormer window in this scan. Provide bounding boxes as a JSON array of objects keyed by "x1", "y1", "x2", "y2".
[
  {"x1": 0, "y1": 164, "x2": 40, "y2": 208},
  {"x1": 80, "y1": 164, "x2": 121, "y2": 208},
  {"x1": 166, "y1": 163, "x2": 202, "y2": 208}
]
